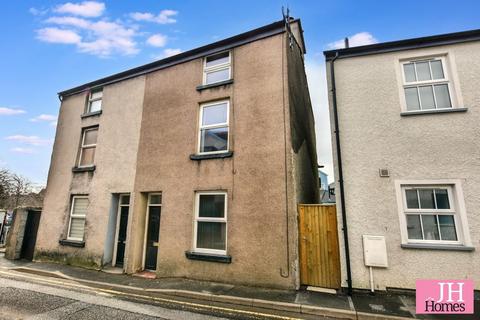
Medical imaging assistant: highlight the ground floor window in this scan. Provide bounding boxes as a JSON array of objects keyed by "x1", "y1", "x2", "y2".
[
  {"x1": 395, "y1": 180, "x2": 471, "y2": 247},
  {"x1": 194, "y1": 192, "x2": 227, "y2": 254},
  {"x1": 67, "y1": 196, "x2": 88, "y2": 241}
]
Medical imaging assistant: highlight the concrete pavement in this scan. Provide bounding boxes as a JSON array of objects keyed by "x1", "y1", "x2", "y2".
[{"x1": 0, "y1": 255, "x2": 478, "y2": 319}]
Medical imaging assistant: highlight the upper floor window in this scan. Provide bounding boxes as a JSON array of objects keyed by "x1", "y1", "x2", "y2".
[
  {"x1": 401, "y1": 58, "x2": 452, "y2": 111},
  {"x1": 78, "y1": 127, "x2": 98, "y2": 167},
  {"x1": 87, "y1": 89, "x2": 103, "y2": 113},
  {"x1": 203, "y1": 51, "x2": 231, "y2": 85},
  {"x1": 198, "y1": 101, "x2": 229, "y2": 154}
]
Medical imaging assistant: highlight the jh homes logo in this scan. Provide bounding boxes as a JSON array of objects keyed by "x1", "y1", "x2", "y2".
[{"x1": 416, "y1": 280, "x2": 474, "y2": 314}]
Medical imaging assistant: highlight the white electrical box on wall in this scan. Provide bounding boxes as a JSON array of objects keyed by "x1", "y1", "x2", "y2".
[{"x1": 362, "y1": 235, "x2": 388, "y2": 268}]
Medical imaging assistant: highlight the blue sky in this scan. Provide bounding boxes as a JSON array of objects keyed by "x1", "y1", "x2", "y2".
[{"x1": 1, "y1": 1, "x2": 479, "y2": 187}]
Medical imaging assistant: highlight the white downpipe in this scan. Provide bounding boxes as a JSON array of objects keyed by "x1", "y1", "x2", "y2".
[{"x1": 369, "y1": 266, "x2": 375, "y2": 293}]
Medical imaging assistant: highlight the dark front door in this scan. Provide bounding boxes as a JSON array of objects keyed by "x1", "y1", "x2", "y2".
[
  {"x1": 20, "y1": 210, "x2": 41, "y2": 261},
  {"x1": 144, "y1": 206, "x2": 161, "y2": 270},
  {"x1": 115, "y1": 206, "x2": 129, "y2": 267}
]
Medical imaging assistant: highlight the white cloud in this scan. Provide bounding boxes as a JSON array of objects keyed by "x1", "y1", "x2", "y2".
[
  {"x1": 5, "y1": 135, "x2": 52, "y2": 146},
  {"x1": 30, "y1": 114, "x2": 57, "y2": 122},
  {"x1": 11, "y1": 147, "x2": 35, "y2": 154},
  {"x1": 46, "y1": 16, "x2": 91, "y2": 28},
  {"x1": 305, "y1": 58, "x2": 334, "y2": 183},
  {"x1": 327, "y1": 32, "x2": 378, "y2": 49},
  {"x1": 29, "y1": 7, "x2": 48, "y2": 16},
  {"x1": 54, "y1": 1, "x2": 105, "y2": 17},
  {"x1": 130, "y1": 10, "x2": 178, "y2": 24},
  {"x1": 30, "y1": 114, "x2": 58, "y2": 127},
  {"x1": 36, "y1": 27, "x2": 81, "y2": 44},
  {"x1": 43, "y1": 17, "x2": 138, "y2": 56},
  {"x1": 0, "y1": 107, "x2": 26, "y2": 116},
  {"x1": 146, "y1": 34, "x2": 167, "y2": 47},
  {"x1": 162, "y1": 48, "x2": 182, "y2": 57}
]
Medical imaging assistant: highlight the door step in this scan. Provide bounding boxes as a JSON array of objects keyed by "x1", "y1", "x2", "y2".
[
  {"x1": 133, "y1": 270, "x2": 156, "y2": 279},
  {"x1": 306, "y1": 286, "x2": 337, "y2": 295}
]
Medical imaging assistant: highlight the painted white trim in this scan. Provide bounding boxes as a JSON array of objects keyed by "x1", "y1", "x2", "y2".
[
  {"x1": 202, "y1": 51, "x2": 232, "y2": 85},
  {"x1": 112, "y1": 194, "x2": 130, "y2": 268},
  {"x1": 197, "y1": 100, "x2": 230, "y2": 155},
  {"x1": 67, "y1": 196, "x2": 88, "y2": 241},
  {"x1": 87, "y1": 89, "x2": 103, "y2": 113},
  {"x1": 142, "y1": 193, "x2": 162, "y2": 271},
  {"x1": 193, "y1": 191, "x2": 228, "y2": 255},
  {"x1": 78, "y1": 127, "x2": 98, "y2": 168},
  {"x1": 396, "y1": 51, "x2": 464, "y2": 113},
  {"x1": 394, "y1": 179, "x2": 472, "y2": 247}
]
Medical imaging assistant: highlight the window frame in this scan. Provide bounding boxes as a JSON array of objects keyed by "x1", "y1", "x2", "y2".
[
  {"x1": 87, "y1": 89, "x2": 103, "y2": 113},
  {"x1": 193, "y1": 191, "x2": 228, "y2": 255},
  {"x1": 395, "y1": 180, "x2": 472, "y2": 247},
  {"x1": 202, "y1": 51, "x2": 232, "y2": 85},
  {"x1": 78, "y1": 127, "x2": 98, "y2": 168},
  {"x1": 67, "y1": 195, "x2": 88, "y2": 241},
  {"x1": 197, "y1": 100, "x2": 230, "y2": 155},
  {"x1": 400, "y1": 56, "x2": 456, "y2": 112}
]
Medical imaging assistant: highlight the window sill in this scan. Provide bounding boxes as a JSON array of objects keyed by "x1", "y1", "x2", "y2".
[
  {"x1": 59, "y1": 239, "x2": 85, "y2": 248},
  {"x1": 72, "y1": 165, "x2": 96, "y2": 173},
  {"x1": 81, "y1": 110, "x2": 102, "y2": 118},
  {"x1": 185, "y1": 251, "x2": 231, "y2": 263},
  {"x1": 196, "y1": 79, "x2": 233, "y2": 91},
  {"x1": 190, "y1": 151, "x2": 233, "y2": 161},
  {"x1": 400, "y1": 107, "x2": 468, "y2": 117},
  {"x1": 401, "y1": 243, "x2": 475, "y2": 251}
]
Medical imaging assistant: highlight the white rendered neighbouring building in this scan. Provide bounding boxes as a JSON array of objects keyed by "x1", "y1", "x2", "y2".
[{"x1": 324, "y1": 29, "x2": 480, "y2": 292}]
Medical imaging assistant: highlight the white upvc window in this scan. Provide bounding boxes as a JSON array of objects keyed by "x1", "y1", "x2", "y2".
[
  {"x1": 194, "y1": 192, "x2": 227, "y2": 255},
  {"x1": 395, "y1": 180, "x2": 472, "y2": 247},
  {"x1": 203, "y1": 51, "x2": 231, "y2": 85},
  {"x1": 78, "y1": 127, "x2": 98, "y2": 167},
  {"x1": 67, "y1": 196, "x2": 89, "y2": 241},
  {"x1": 401, "y1": 57, "x2": 454, "y2": 112},
  {"x1": 198, "y1": 101, "x2": 229, "y2": 154},
  {"x1": 87, "y1": 89, "x2": 103, "y2": 113}
]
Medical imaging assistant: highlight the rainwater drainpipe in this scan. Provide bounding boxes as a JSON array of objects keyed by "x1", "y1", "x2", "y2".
[{"x1": 330, "y1": 47, "x2": 353, "y2": 296}]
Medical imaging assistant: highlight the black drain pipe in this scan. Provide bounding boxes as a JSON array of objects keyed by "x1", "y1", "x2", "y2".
[{"x1": 330, "y1": 52, "x2": 353, "y2": 296}]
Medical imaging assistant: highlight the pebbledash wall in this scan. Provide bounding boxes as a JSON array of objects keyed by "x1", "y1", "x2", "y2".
[
  {"x1": 35, "y1": 19, "x2": 319, "y2": 289},
  {"x1": 325, "y1": 33, "x2": 480, "y2": 290}
]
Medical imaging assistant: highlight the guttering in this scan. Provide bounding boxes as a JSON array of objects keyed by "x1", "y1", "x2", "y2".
[
  {"x1": 58, "y1": 19, "x2": 294, "y2": 98},
  {"x1": 329, "y1": 51, "x2": 353, "y2": 296},
  {"x1": 324, "y1": 28, "x2": 480, "y2": 61}
]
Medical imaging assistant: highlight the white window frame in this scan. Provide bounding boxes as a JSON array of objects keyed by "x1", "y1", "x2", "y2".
[
  {"x1": 400, "y1": 56, "x2": 456, "y2": 112},
  {"x1": 193, "y1": 191, "x2": 227, "y2": 255},
  {"x1": 87, "y1": 89, "x2": 103, "y2": 113},
  {"x1": 142, "y1": 193, "x2": 162, "y2": 270},
  {"x1": 78, "y1": 127, "x2": 98, "y2": 168},
  {"x1": 67, "y1": 196, "x2": 88, "y2": 241},
  {"x1": 112, "y1": 194, "x2": 130, "y2": 268},
  {"x1": 197, "y1": 100, "x2": 230, "y2": 155},
  {"x1": 394, "y1": 180, "x2": 472, "y2": 247},
  {"x1": 203, "y1": 51, "x2": 232, "y2": 85}
]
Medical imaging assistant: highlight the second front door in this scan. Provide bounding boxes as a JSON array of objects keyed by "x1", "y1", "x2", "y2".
[{"x1": 144, "y1": 193, "x2": 162, "y2": 270}]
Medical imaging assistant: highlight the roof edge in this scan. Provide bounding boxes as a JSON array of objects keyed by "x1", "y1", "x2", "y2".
[
  {"x1": 59, "y1": 19, "x2": 288, "y2": 97},
  {"x1": 324, "y1": 28, "x2": 480, "y2": 61}
]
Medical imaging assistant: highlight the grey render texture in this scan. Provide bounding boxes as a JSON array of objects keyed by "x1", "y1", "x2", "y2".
[
  {"x1": 34, "y1": 19, "x2": 320, "y2": 289},
  {"x1": 325, "y1": 30, "x2": 480, "y2": 290}
]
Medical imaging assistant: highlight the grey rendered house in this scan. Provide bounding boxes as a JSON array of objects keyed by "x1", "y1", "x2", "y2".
[
  {"x1": 325, "y1": 29, "x2": 480, "y2": 292},
  {"x1": 35, "y1": 18, "x2": 319, "y2": 289}
]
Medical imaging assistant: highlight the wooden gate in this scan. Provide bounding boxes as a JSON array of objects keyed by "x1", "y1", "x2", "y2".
[{"x1": 298, "y1": 204, "x2": 341, "y2": 288}]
